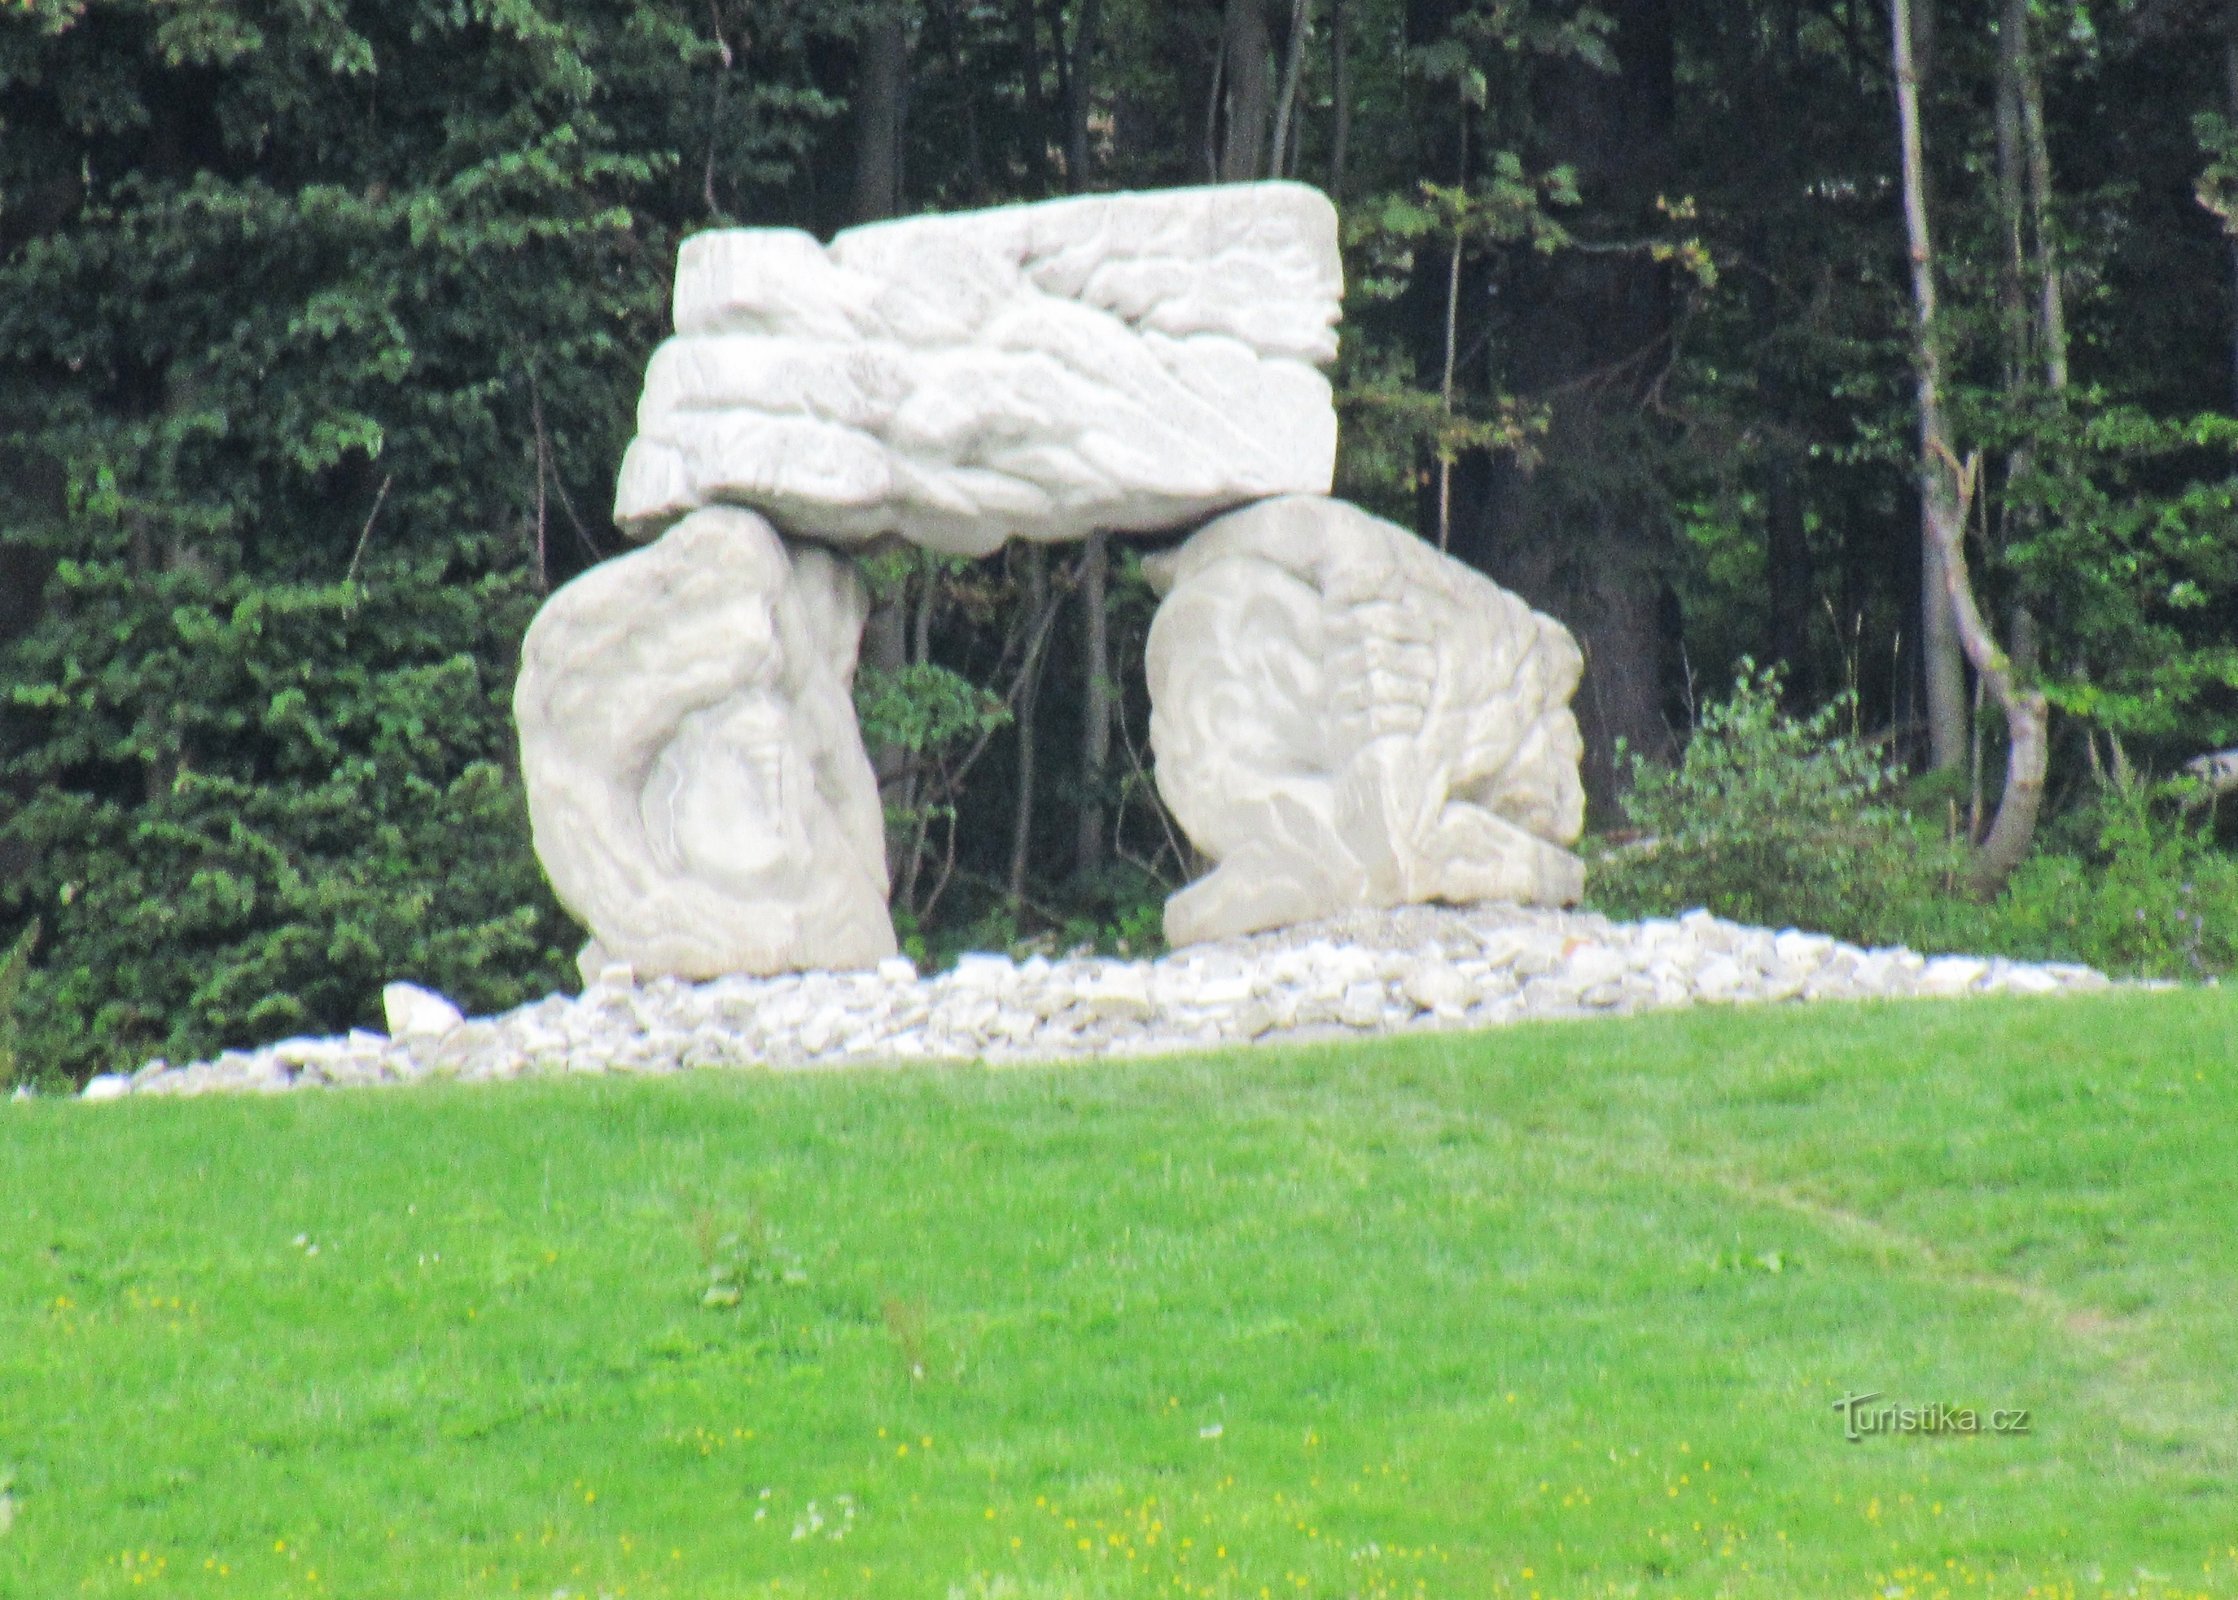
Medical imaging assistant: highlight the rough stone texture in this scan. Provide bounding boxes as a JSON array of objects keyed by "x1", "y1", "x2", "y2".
[
  {"x1": 382, "y1": 982, "x2": 463, "y2": 1040},
  {"x1": 613, "y1": 182, "x2": 1341, "y2": 556},
  {"x1": 514, "y1": 506, "x2": 896, "y2": 981},
  {"x1": 1144, "y1": 496, "x2": 1587, "y2": 946},
  {"x1": 100, "y1": 905, "x2": 2123, "y2": 1100}
]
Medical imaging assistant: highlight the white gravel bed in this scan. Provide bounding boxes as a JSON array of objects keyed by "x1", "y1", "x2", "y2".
[{"x1": 72, "y1": 904, "x2": 2116, "y2": 1101}]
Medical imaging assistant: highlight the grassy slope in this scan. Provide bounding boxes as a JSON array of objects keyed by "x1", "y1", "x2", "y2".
[{"x1": 2, "y1": 991, "x2": 2234, "y2": 1600}]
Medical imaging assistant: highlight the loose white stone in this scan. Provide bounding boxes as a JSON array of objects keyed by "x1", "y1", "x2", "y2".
[
  {"x1": 1694, "y1": 956, "x2": 1746, "y2": 1003},
  {"x1": 82, "y1": 1074, "x2": 131, "y2": 1101},
  {"x1": 1561, "y1": 946, "x2": 1628, "y2": 989},
  {"x1": 1400, "y1": 962, "x2": 1470, "y2": 1014},
  {"x1": 382, "y1": 982, "x2": 465, "y2": 1040},
  {"x1": 119, "y1": 902, "x2": 2136, "y2": 1098},
  {"x1": 1919, "y1": 956, "x2": 1990, "y2": 996}
]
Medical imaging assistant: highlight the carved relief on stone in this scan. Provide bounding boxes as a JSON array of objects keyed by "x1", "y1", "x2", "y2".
[
  {"x1": 514, "y1": 507, "x2": 896, "y2": 981},
  {"x1": 613, "y1": 182, "x2": 1342, "y2": 556},
  {"x1": 1144, "y1": 495, "x2": 1587, "y2": 947}
]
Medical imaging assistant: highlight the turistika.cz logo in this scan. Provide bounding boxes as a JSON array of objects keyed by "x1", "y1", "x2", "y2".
[{"x1": 1832, "y1": 1391, "x2": 2033, "y2": 1442}]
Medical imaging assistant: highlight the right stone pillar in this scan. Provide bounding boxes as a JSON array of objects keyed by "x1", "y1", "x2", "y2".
[{"x1": 1144, "y1": 495, "x2": 1588, "y2": 947}]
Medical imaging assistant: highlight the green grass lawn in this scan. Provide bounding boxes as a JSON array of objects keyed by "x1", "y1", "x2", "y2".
[{"x1": 3, "y1": 991, "x2": 2236, "y2": 1600}]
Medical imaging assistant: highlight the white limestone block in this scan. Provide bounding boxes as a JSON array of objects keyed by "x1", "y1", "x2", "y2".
[
  {"x1": 1144, "y1": 496, "x2": 1587, "y2": 946},
  {"x1": 382, "y1": 982, "x2": 464, "y2": 1040},
  {"x1": 514, "y1": 507, "x2": 896, "y2": 981},
  {"x1": 614, "y1": 183, "x2": 1342, "y2": 556}
]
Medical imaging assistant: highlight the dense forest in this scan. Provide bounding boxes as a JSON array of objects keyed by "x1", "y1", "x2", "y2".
[{"x1": 6, "y1": 0, "x2": 2238, "y2": 1083}]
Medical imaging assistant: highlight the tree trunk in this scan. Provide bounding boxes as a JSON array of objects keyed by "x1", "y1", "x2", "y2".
[
  {"x1": 1269, "y1": 0, "x2": 1312, "y2": 178},
  {"x1": 1891, "y1": 0, "x2": 2047, "y2": 893},
  {"x1": 1064, "y1": 0, "x2": 1102, "y2": 189},
  {"x1": 1218, "y1": 0, "x2": 1273, "y2": 182},
  {"x1": 1895, "y1": 0, "x2": 1968, "y2": 772},
  {"x1": 1014, "y1": 0, "x2": 1052, "y2": 187},
  {"x1": 2227, "y1": 39, "x2": 2238, "y2": 410},
  {"x1": 2016, "y1": 14, "x2": 2068, "y2": 395},
  {"x1": 1076, "y1": 532, "x2": 1111, "y2": 881},
  {"x1": 1765, "y1": 445, "x2": 1813, "y2": 700},
  {"x1": 1437, "y1": 218, "x2": 1461, "y2": 551},
  {"x1": 1328, "y1": 0, "x2": 1351, "y2": 197},
  {"x1": 1995, "y1": 0, "x2": 2032, "y2": 390},
  {"x1": 851, "y1": 7, "x2": 909, "y2": 224},
  {"x1": 1008, "y1": 545, "x2": 1054, "y2": 912},
  {"x1": 1996, "y1": 0, "x2": 2063, "y2": 679},
  {"x1": 1442, "y1": 0, "x2": 1679, "y2": 802},
  {"x1": 1061, "y1": 1, "x2": 1112, "y2": 882},
  {"x1": 849, "y1": 6, "x2": 912, "y2": 847}
]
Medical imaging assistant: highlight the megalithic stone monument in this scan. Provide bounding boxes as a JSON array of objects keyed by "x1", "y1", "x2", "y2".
[{"x1": 515, "y1": 181, "x2": 1588, "y2": 978}]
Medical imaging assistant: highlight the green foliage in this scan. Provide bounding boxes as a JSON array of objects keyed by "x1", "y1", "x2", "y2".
[
  {"x1": 1996, "y1": 405, "x2": 2238, "y2": 745},
  {"x1": 0, "y1": 920, "x2": 37, "y2": 1089},
  {"x1": 1590, "y1": 663, "x2": 1959, "y2": 944},
  {"x1": 1593, "y1": 669, "x2": 2238, "y2": 982},
  {"x1": 0, "y1": 0, "x2": 861, "y2": 1082},
  {"x1": 1965, "y1": 782, "x2": 2238, "y2": 981},
  {"x1": 3, "y1": 551, "x2": 578, "y2": 1082},
  {"x1": 1334, "y1": 164, "x2": 1575, "y2": 514},
  {"x1": 854, "y1": 662, "x2": 1010, "y2": 764},
  {"x1": 11, "y1": 0, "x2": 2238, "y2": 1088},
  {"x1": 693, "y1": 1203, "x2": 806, "y2": 1310}
]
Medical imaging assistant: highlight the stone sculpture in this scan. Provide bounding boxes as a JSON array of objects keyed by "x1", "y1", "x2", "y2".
[
  {"x1": 514, "y1": 506, "x2": 895, "y2": 980},
  {"x1": 517, "y1": 180, "x2": 1588, "y2": 979},
  {"x1": 1143, "y1": 496, "x2": 1587, "y2": 945},
  {"x1": 614, "y1": 182, "x2": 1341, "y2": 555}
]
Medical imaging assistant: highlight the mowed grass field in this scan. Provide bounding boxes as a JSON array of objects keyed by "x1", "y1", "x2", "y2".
[{"x1": 3, "y1": 990, "x2": 2235, "y2": 1600}]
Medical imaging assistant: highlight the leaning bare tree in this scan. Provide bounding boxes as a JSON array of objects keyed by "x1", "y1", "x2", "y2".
[{"x1": 1891, "y1": 0, "x2": 2049, "y2": 895}]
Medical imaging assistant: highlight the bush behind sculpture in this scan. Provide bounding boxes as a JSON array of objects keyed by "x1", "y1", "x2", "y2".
[
  {"x1": 1, "y1": 547, "x2": 579, "y2": 1087},
  {"x1": 1591, "y1": 663, "x2": 1959, "y2": 946},
  {"x1": 0, "y1": 0, "x2": 776, "y2": 1083}
]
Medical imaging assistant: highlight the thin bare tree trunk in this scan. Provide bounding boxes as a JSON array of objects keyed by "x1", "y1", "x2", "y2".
[
  {"x1": 1269, "y1": 0, "x2": 1312, "y2": 177},
  {"x1": 1892, "y1": 0, "x2": 2048, "y2": 894},
  {"x1": 1437, "y1": 229, "x2": 1461, "y2": 551},
  {"x1": 2227, "y1": 39, "x2": 2238, "y2": 409},
  {"x1": 1328, "y1": 0, "x2": 1351, "y2": 197},
  {"x1": 1076, "y1": 531, "x2": 1111, "y2": 880},
  {"x1": 1203, "y1": 43, "x2": 1225, "y2": 182},
  {"x1": 1995, "y1": 0, "x2": 2031, "y2": 387},
  {"x1": 1218, "y1": 0, "x2": 1273, "y2": 182},
  {"x1": 1994, "y1": 0, "x2": 2039, "y2": 680},
  {"x1": 2016, "y1": 21, "x2": 2068, "y2": 394},
  {"x1": 850, "y1": 6, "x2": 911, "y2": 857},
  {"x1": 1014, "y1": 0, "x2": 1052, "y2": 187},
  {"x1": 851, "y1": 6, "x2": 908, "y2": 223},
  {"x1": 1008, "y1": 545, "x2": 1054, "y2": 911},
  {"x1": 1059, "y1": 1, "x2": 1112, "y2": 883},
  {"x1": 1064, "y1": 0, "x2": 1102, "y2": 188},
  {"x1": 1893, "y1": 0, "x2": 1967, "y2": 772}
]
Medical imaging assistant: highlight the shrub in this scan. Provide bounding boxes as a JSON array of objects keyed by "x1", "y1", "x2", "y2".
[
  {"x1": 1970, "y1": 781, "x2": 2238, "y2": 980},
  {"x1": 1, "y1": 551, "x2": 579, "y2": 1088},
  {"x1": 1589, "y1": 662, "x2": 1961, "y2": 946}
]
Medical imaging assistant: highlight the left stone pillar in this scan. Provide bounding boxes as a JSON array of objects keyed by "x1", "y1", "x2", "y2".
[{"x1": 514, "y1": 506, "x2": 897, "y2": 982}]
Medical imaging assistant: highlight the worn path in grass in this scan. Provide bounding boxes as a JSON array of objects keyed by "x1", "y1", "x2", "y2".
[{"x1": 2, "y1": 990, "x2": 2234, "y2": 1599}]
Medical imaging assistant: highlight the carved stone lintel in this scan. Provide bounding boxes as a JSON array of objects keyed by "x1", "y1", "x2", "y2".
[{"x1": 613, "y1": 182, "x2": 1342, "y2": 556}]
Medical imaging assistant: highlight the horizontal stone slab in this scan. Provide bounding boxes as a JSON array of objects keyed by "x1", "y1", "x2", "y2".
[{"x1": 615, "y1": 182, "x2": 1342, "y2": 555}]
